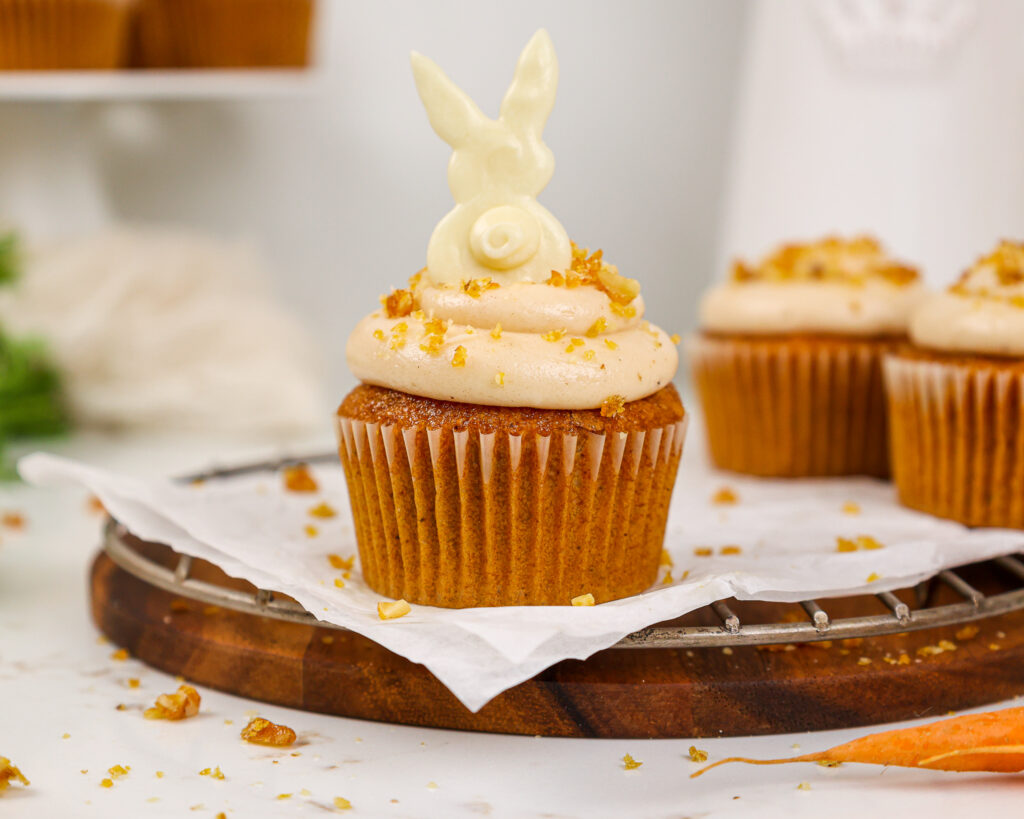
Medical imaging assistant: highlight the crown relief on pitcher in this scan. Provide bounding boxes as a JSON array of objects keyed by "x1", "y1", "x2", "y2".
[{"x1": 411, "y1": 29, "x2": 571, "y2": 285}]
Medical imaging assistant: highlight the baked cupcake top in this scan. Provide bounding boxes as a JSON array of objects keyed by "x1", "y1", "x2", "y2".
[
  {"x1": 346, "y1": 30, "x2": 677, "y2": 410},
  {"x1": 911, "y1": 240, "x2": 1024, "y2": 356},
  {"x1": 699, "y1": 236, "x2": 925, "y2": 336}
]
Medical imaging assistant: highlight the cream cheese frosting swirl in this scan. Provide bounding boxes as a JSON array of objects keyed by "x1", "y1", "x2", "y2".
[
  {"x1": 700, "y1": 236, "x2": 925, "y2": 336},
  {"x1": 911, "y1": 240, "x2": 1024, "y2": 357},
  {"x1": 347, "y1": 249, "x2": 678, "y2": 409}
]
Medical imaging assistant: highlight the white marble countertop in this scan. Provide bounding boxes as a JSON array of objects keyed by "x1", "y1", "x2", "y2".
[{"x1": 2, "y1": 431, "x2": 1022, "y2": 819}]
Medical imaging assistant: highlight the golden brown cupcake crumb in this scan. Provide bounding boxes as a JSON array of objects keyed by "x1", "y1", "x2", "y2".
[
  {"x1": 199, "y1": 767, "x2": 225, "y2": 780},
  {"x1": 842, "y1": 501, "x2": 861, "y2": 515},
  {"x1": 571, "y1": 593, "x2": 595, "y2": 606},
  {"x1": 309, "y1": 502, "x2": 337, "y2": 519},
  {"x1": 688, "y1": 746, "x2": 708, "y2": 762},
  {"x1": 712, "y1": 487, "x2": 738, "y2": 505},
  {"x1": 283, "y1": 463, "x2": 318, "y2": 493},
  {"x1": 334, "y1": 796, "x2": 353, "y2": 810},
  {"x1": 328, "y1": 554, "x2": 355, "y2": 570},
  {"x1": 622, "y1": 753, "x2": 642, "y2": 770},
  {"x1": 383, "y1": 288, "x2": 415, "y2": 318},
  {"x1": 600, "y1": 395, "x2": 625, "y2": 417}
]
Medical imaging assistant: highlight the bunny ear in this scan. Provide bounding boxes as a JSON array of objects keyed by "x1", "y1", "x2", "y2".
[
  {"x1": 411, "y1": 51, "x2": 491, "y2": 149},
  {"x1": 499, "y1": 29, "x2": 558, "y2": 137}
]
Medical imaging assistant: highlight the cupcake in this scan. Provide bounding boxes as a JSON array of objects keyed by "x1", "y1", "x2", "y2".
[
  {"x1": 0, "y1": 0, "x2": 134, "y2": 70},
  {"x1": 336, "y1": 30, "x2": 684, "y2": 608},
  {"x1": 132, "y1": 0, "x2": 313, "y2": 68},
  {"x1": 689, "y1": 236, "x2": 924, "y2": 478},
  {"x1": 886, "y1": 240, "x2": 1024, "y2": 528}
]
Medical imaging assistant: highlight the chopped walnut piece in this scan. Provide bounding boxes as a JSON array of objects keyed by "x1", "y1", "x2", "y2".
[
  {"x1": 866, "y1": 572, "x2": 881, "y2": 583},
  {"x1": 571, "y1": 593, "x2": 595, "y2": 606},
  {"x1": 383, "y1": 288, "x2": 415, "y2": 318},
  {"x1": 199, "y1": 766, "x2": 225, "y2": 780},
  {"x1": 328, "y1": 554, "x2": 355, "y2": 570},
  {"x1": 334, "y1": 578, "x2": 345, "y2": 588},
  {"x1": 711, "y1": 487, "x2": 738, "y2": 505},
  {"x1": 100, "y1": 778, "x2": 113, "y2": 788},
  {"x1": 451, "y1": 345, "x2": 467, "y2": 368},
  {"x1": 283, "y1": 463, "x2": 318, "y2": 493},
  {"x1": 954, "y1": 624, "x2": 979, "y2": 641},
  {"x1": 541, "y1": 328, "x2": 566, "y2": 342},
  {"x1": 836, "y1": 537, "x2": 857, "y2": 553},
  {"x1": 372, "y1": 328, "x2": 385, "y2": 342},
  {"x1": 0, "y1": 758, "x2": 28, "y2": 792},
  {"x1": 108, "y1": 764, "x2": 130, "y2": 779},
  {"x1": 604, "y1": 338, "x2": 618, "y2": 350},
  {"x1": 585, "y1": 317, "x2": 608, "y2": 338},
  {"x1": 490, "y1": 323, "x2": 503, "y2": 339},
  {"x1": 127, "y1": 678, "x2": 140, "y2": 689},
  {"x1": 600, "y1": 395, "x2": 626, "y2": 417},
  {"x1": 241, "y1": 717, "x2": 297, "y2": 747},
  {"x1": 856, "y1": 535, "x2": 884, "y2": 550},
  {"x1": 377, "y1": 599, "x2": 411, "y2": 620},
  {"x1": 622, "y1": 753, "x2": 643, "y2": 770},
  {"x1": 688, "y1": 746, "x2": 708, "y2": 762},
  {"x1": 720, "y1": 545, "x2": 742, "y2": 556},
  {"x1": 546, "y1": 270, "x2": 565, "y2": 287},
  {"x1": 144, "y1": 684, "x2": 201, "y2": 721},
  {"x1": 460, "y1": 277, "x2": 499, "y2": 298},
  {"x1": 1, "y1": 512, "x2": 25, "y2": 530},
  {"x1": 694, "y1": 547, "x2": 713, "y2": 557},
  {"x1": 110, "y1": 648, "x2": 129, "y2": 661},
  {"x1": 334, "y1": 796, "x2": 353, "y2": 810},
  {"x1": 841, "y1": 501, "x2": 861, "y2": 515},
  {"x1": 309, "y1": 502, "x2": 337, "y2": 519}
]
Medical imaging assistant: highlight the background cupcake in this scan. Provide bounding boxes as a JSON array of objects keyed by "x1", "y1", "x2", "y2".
[
  {"x1": 886, "y1": 240, "x2": 1024, "y2": 528},
  {"x1": 689, "y1": 236, "x2": 924, "y2": 478},
  {"x1": 132, "y1": 0, "x2": 314, "y2": 68},
  {"x1": 337, "y1": 31, "x2": 685, "y2": 608},
  {"x1": 0, "y1": 0, "x2": 134, "y2": 70}
]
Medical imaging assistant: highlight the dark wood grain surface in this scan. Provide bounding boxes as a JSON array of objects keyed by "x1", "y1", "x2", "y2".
[{"x1": 90, "y1": 538, "x2": 1024, "y2": 739}]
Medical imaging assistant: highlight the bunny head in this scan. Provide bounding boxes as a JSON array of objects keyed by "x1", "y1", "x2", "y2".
[{"x1": 412, "y1": 29, "x2": 572, "y2": 285}]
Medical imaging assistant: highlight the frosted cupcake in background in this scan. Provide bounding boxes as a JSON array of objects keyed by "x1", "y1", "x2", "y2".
[
  {"x1": 689, "y1": 236, "x2": 924, "y2": 478},
  {"x1": 886, "y1": 240, "x2": 1024, "y2": 528},
  {"x1": 337, "y1": 31, "x2": 685, "y2": 608}
]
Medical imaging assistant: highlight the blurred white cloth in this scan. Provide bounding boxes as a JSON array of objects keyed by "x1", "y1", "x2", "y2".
[
  {"x1": 0, "y1": 226, "x2": 325, "y2": 433},
  {"x1": 719, "y1": 0, "x2": 1024, "y2": 287}
]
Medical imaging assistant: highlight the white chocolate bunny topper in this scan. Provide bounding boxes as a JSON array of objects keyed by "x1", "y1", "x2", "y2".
[{"x1": 412, "y1": 29, "x2": 572, "y2": 285}]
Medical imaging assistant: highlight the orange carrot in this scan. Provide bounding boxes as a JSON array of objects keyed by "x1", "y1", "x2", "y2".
[{"x1": 692, "y1": 707, "x2": 1024, "y2": 778}]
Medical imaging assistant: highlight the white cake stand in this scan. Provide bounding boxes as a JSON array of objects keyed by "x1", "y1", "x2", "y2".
[{"x1": 0, "y1": 70, "x2": 322, "y2": 240}]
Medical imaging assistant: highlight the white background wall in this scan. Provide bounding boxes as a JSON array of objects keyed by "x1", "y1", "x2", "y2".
[{"x1": 95, "y1": 0, "x2": 749, "y2": 397}]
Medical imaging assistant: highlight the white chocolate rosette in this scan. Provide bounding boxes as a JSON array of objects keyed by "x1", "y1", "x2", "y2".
[
  {"x1": 690, "y1": 236, "x2": 923, "y2": 478},
  {"x1": 886, "y1": 240, "x2": 1024, "y2": 528},
  {"x1": 336, "y1": 30, "x2": 686, "y2": 608}
]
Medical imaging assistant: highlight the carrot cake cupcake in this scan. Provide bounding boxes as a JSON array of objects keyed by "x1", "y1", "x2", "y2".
[
  {"x1": 0, "y1": 0, "x2": 134, "y2": 69},
  {"x1": 689, "y1": 236, "x2": 923, "y2": 478},
  {"x1": 337, "y1": 30, "x2": 685, "y2": 608},
  {"x1": 886, "y1": 240, "x2": 1024, "y2": 528}
]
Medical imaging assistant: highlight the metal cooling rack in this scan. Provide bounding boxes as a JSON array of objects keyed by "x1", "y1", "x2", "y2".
[{"x1": 100, "y1": 453, "x2": 1024, "y2": 649}]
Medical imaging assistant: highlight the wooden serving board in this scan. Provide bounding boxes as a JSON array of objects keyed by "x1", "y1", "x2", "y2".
[{"x1": 90, "y1": 536, "x2": 1024, "y2": 739}]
